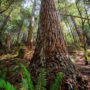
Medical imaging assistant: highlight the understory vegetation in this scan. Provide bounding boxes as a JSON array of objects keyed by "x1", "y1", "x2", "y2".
[{"x1": 0, "y1": 65, "x2": 64, "y2": 90}]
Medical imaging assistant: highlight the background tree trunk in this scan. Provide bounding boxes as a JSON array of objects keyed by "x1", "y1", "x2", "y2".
[
  {"x1": 6, "y1": 33, "x2": 11, "y2": 51},
  {"x1": 0, "y1": 8, "x2": 13, "y2": 33},
  {"x1": 76, "y1": 2, "x2": 88, "y2": 65},
  {"x1": 29, "y1": 0, "x2": 87, "y2": 89},
  {"x1": 27, "y1": 0, "x2": 36, "y2": 50},
  {"x1": 17, "y1": 19, "x2": 24, "y2": 45},
  {"x1": 70, "y1": 15, "x2": 83, "y2": 43}
]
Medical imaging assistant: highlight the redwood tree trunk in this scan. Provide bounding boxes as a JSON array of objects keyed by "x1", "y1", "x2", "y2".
[{"x1": 29, "y1": 0, "x2": 87, "y2": 89}]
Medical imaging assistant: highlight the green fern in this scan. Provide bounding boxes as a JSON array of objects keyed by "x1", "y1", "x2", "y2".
[
  {"x1": 21, "y1": 65, "x2": 34, "y2": 90},
  {"x1": 35, "y1": 68, "x2": 46, "y2": 90},
  {"x1": 21, "y1": 78, "x2": 29, "y2": 90},
  {"x1": 21, "y1": 65, "x2": 64, "y2": 90},
  {"x1": 0, "y1": 79, "x2": 16, "y2": 90},
  {"x1": 50, "y1": 72, "x2": 64, "y2": 90},
  {"x1": 83, "y1": 49, "x2": 90, "y2": 60}
]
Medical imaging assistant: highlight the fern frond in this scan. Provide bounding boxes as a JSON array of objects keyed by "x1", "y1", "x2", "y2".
[
  {"x1": 21, "y1": 65, "x2": 34, "y2": 90},
  {"x1": 0, "y1": 79, "x2": 16, "y2": 90},
  {"x1": 20, "y1": 78, "x2": 29, "y2": 90},
  {"x1": 50, "y1": 72, "x2": 64, "y2": 90},
  {"x1": 0, "y1": 79, "x2": 6, "y2": 87},
  {"x1": 35, "y1": 68, "x2": 46, "y2": 90}
]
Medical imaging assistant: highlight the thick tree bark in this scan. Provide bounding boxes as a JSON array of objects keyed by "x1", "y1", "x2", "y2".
[
  {"x1": 27, "y1": 0, "x2": 36, "y2": 49},
  {"x1": 29, "y1": 0, "x2": 87, "y2": 89}
]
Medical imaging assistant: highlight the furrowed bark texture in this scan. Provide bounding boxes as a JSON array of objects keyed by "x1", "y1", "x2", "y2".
[{"x1": 29, "y1": 0, "x2": 87, "y2": 89}]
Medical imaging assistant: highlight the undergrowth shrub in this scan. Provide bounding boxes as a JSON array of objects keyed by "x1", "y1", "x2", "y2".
[
  {"x1": 0, "y1": 65, "x2": 64, "y2": 90},
  {"x1": 21, "y1": 65, "x2": 64, "y2": 90},
  {"x1": 35, "y1": 68, "x2": 46, "y2": 90},
  {"x1": 0, "y1": 79, "x2": 16, "y2": 90},
  {"x1": 21, "y1": 65, "x2": 34, "y2": 90}
]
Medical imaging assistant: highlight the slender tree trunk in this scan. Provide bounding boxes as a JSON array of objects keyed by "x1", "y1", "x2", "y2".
[
  {"x1": 69, "y1": 26, "x2": 77, "y2": 43},
  {"x1": 66, "y1": 20, "x2": 78, "y2": 43},
  {"x1": 66, "y1": 23, "x2": 75, "y2": 43},
  {"x1": 70, "y1": 15, "x2": 83, "y2": 43},
  {"x1": 76, "y1": 2, "x2": 88, "y2": 65},
  {"x1": 17, "y1": 19, "x2": 24, "y2": 45},
  {"x1": 83, "y1": 2, "x2": 90, "y2": 28},
  {"x1": 27, "y1": 0, "x2": 36, "y2": 50},
  {"x1": 82, "y1": 22, "x2": 88, "y2": 65},
  {"x1": 6, "y1": 33, "x2": 11, "y2": 51},
  {"x1": 0, "y1": 8, "x2": 13, "y2": 32},
  {"x1": 0, "y1": 8, "x2": 13, "y2": 52},
  {"x1": 0, "y1": 0, "x2": 14, "y2": 14},
  {"x1": 29, "y1": 0, "x2": 87, "y2": 89}
]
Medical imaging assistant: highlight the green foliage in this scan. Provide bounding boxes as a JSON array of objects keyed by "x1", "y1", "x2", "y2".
[
  {"x1": 0, "y1": 79, "x2": 16, "y2": 90},
  {"x1": 21, "y1": 78, "x2": 29, "y2": 90},
  {"x1": 35, "y1": 68, "x2": 46, "y2": 90},
  {"x1": 0, "y1": 65, "x2": 64, "y2": 90},
  {"x1": 83, "y1": 49, "x2": 90, "y2": 60},
  {"x1": 21, "y1": 65, "x2": 64, "y2": 90},
  {"x1": 21, "y1": 65, "x2": 34, "y2": 90},
  {"x1": 50, "y1": 72, "x2": 64, "y2": 90}
]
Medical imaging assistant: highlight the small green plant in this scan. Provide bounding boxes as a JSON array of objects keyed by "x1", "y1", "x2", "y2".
[
  {"x1": 0, "y1": 65, "x2": 64, "y2": 90},
  {"x1": 21, "y1": 65, "x2": 34, "y2": 90},
  {"x1": 83, "y1": 49, "x2": 90, "y2": 60},
  {"x1": 0, "y1": 79, "x2": 16, "y2": 90},
  {"x1": 50, "y1": 72, "x2": 64, "y2": 90},
  {"x1": 35, "y1": 68, "x2": 46, "y2": 90},
  {"x1": 21, "y1": 65, "x2": 64, "y2": 90}
]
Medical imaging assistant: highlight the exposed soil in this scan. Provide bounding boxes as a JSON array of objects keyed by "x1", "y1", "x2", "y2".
[{"x1": 70, "y1": 50, "x2": 90, "y2": 90}]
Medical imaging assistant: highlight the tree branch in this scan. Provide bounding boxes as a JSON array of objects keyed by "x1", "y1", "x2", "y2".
[
  {"x1": 60, "y1": 14, "x2": 90, "y2": 20},
  {"x1": 0, "y1": 0, "x2": 14, "y2": 14}
]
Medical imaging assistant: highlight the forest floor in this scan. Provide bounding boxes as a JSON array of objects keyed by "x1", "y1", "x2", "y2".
[
  {"x1": 0, "y1": 48, "x2": 90, "y2": 89},
  {"x1": 70, "y1": 49, "x2": 90, "y2": 90}
]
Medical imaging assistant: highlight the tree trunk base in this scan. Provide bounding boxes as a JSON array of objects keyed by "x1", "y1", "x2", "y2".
[{"x1": 29, "y1": 56, "x2": 88, "y2": 90}]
